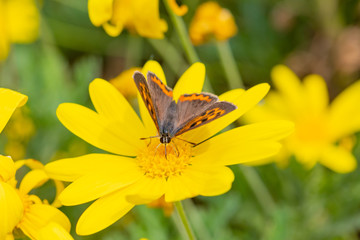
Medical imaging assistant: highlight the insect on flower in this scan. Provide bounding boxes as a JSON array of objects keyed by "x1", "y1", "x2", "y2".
[{"x1": 133, "y1": 71, "x2": 237, "y2": 157}]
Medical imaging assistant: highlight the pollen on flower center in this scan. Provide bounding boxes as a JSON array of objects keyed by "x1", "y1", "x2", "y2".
[{"x1": 136, "y1": 138, "x2": 193, "y2": 179}]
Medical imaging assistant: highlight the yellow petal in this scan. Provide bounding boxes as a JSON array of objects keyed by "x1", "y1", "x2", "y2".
[
  {"x1": 243, "y1": 92, "x2": 291, "y2": 123},
  {"x1": 57, "y1": 103, "x2": 140, "y2": 156},
  {"x1": 125, "y1": 176, "x2": 166, "y2": 204},
  {"x1": 173, "y1": 62, "x2": 205, "y2": 101},
  {"x1": 132, "y1": 0, "x2": 168, "y2": 39},
  {"x1": 38, "y1": 222, "x2": 73, "y2": 240},
  {"x1": 164, "y1": 164, "x2": 234, "y2": 202},
  {"x1": 19, "y1": 204, "x2": 70, "y2": 240},
  {"x1": 167, "y1": 0, "x2": 188, "y2": 16},
  {"x1": 51, "y1": 180, "x2": 64, "y2": 208},
  {"x1": 19, "y1": 169, "x2": 49, "y2": 195},
  {"x1": 219, "y1": 88, "x2": 245, "y2": 101},
  {"x1": 76, "y1": 189, "x2": 135, "y2": 235},
  {"x1": 0, "y1": 182, "x2": 23, "y2": 239},
  {"x1": 271, "y1": 65, "x2": 304, "y2": 116},
  {"x1": 6, "y1": 0, "x2": 39, "y2": 43},
  {"x1": 0, "y1": 88, "x2": 27, "y2": 133},
  {"x1": 89, "y1": 78, "x2": 146, "y2": 138},
  {"x1": 88, "y1": 0, "x2": 113, "y2": 26},
  {"x1": 59, "y1": 167, "x2": 142, "y2": 206},
  {"x1": 329, "y1": 81, "x2": 360, "y2": 139},
  {"x1": 102, "y1": 21, "x2": 124, "y2": 37},
  {"x1": 0, "y1": 16, "x2": 10, "y2": 60},
  {"x1": 15, "y1": 159, "x2": 43, "y2": 171},
  {"x1": 194, "y1": 120, "x2": 294, "y2": 155},
  {"x1": 141, "y1": 60, "x2": 167, "y2": 84},
  {"x1": 182, "y1": 83, "x2": 270, "y2": 143},
  {"x1": 198, "y1": 166, "x2": 234, "y2": 196},
  {"x1": 0, "y1": 156, "x2": 15, "y2": 182},
  {"x1": 164, "y1": 176, "x2": 197, "y2": 202},
  {"x1": 194, "y1": 141, "x2": 282, "y2": 166},
  {"x1": 303, "y1": 74, "x2": 329, "y2": 115},
  {"x1": 45, "y1": 154, "x2": 136, "y2": 182},
  {"x1": 319, "y1": 145, "x2": 357, "y2": 173}
]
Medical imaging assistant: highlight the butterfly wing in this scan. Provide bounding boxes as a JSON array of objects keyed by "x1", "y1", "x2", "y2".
[
  {"x1": 133, "y1": 71, "x2": 174, "y2": 132},
  {"x1": 173, "y1": 97, "x2": 237, "y2": 136},
  {"x1": 133, "y1": 71, "x2": 161, "y2": 131},
  {"x1": 146, "y1": 72, "x2": 174, "y2": 130}
]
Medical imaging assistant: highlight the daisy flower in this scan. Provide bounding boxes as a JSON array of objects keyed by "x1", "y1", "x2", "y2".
[
  {"x1": 245, "y1": 65, "x2": 360, "y2": 173},
  {"x1": 0, "y1": 0, "x2": 39, "y2": 60},
  {"x1": 45, "y1": 60, "x2": 293, "y2": 235},
  {"x1": 189, "y1": 1, "x2": 238, "y2": 46},
  {"x1": 88, "y1": 0, "x2": 167, "y2": 38},
  {"x1": 0, "y1": 89, "x2": 71, "y2": 240}
]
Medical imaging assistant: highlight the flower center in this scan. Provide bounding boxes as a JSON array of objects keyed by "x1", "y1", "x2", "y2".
[
  {"x1": 136, "y1": 138, "x2": 193, "y2": 179},
  {"x1": 295, "y1": 116, "x2": 328, "y2": 143}
]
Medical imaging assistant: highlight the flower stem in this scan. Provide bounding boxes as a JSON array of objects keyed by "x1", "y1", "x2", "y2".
[
  {"x1": 162, "y1": 0, "x2": 213, "y2": 92},
  {"x1": 174, "y1": 201, "x2": 197, "y2": 240},
  {"x1": 216, "y1": 40, "x2": 244, "y2": 89},
  {"x1": 239, "y1": 166, "x2": 276, "y2": 214}
]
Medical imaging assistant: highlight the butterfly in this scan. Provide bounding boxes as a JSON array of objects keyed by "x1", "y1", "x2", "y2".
[{"x1": 133, "y1": 71, "x2": 237, "y2": 156}]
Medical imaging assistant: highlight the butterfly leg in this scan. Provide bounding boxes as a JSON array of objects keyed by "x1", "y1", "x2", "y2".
[
  {"x1": 153, "y1": 143, "x2": 162, "y2": 160},
  {"x1": 164, "y1": 143, "x2": 168, "y2": 160},
  {"x1": 170, "y1": 142, "x2": 179, "y2": 157}
]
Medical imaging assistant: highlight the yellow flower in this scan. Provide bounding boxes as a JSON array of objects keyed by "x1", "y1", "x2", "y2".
[
  {"x1": 109, "y1": 67, "x2": 142, "y2": 99},
  {"x1": 38, "y1": 222, "x2": 73, "y2": 240},
  {"x1": 45, "y1": 60, "x2": 293, "y2": 235},
  {"x1": 0, "y1": 88, "x2": 28, "y2": 133},
  {"x1": 0, "y1": 158, "x2": 71, "y2": 240},
  {"x1": 88, "y1": 0, "x2": 168, "y2": 38},
  {"x1": 189, "y1": 1, "x2": 238, "y2": 46},
  {"x1": 4, "y1": 107, "x2": 35, "y2": 160},
  {"x1": 147, "y1": 195, "x2": 174, "y2": 217},
  {"x1": 0, "y1": 89, "x2": 71, "y2": 239},
  {"x1": 245, "y1": 65, "x2": 360, "y2": 173},
  {"x1": 167, "y1": 0, "x2": 188, "y2": 16},
  {"x1": 0, "y1": 0, "x2": 40, "y2": 60}
]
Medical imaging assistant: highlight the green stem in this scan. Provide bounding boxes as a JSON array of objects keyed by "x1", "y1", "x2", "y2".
[
  {"x1": 239, "y1": 165, "x2": 276, "y2": 214},
  {"x1": 162, "y1": 0, "x2": 213, "y2": 92},
  {"x1": 216, "y1": 40, "x2": 244, "y2": 89},
  {"x1": 147, "y1": 38, "x2": 188, "y2": 75},
  {"x1": 163, "y1": 0, "x2": 198, "y2": 64},
  {"x1": 174, "y1": 201, "x2": 197, "y2": 240}
]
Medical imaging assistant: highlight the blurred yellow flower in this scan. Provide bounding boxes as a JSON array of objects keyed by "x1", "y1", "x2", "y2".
[
  {"x1": 0, "y1": 0, "x2": 40, "y2": 60},
  {"x1": 0, "y1": 88, "x2": 28, "y2": 133},
  {"x1": 45, "y1": 60, "x2": 293, "y2": 235},
  {"x1": 189, "y1": 1, "x2": 237, "y2": 45},
  {"x1": 88, "y1": 0, "x2": 168, "y2": 38},
  {"x1": 147, "y1": 195, "x2": 174, "y2": 216},
  {"x1": 4, "y1": 107, "x2": 35, "y2": 160},
  {"x1": 167, "y1": 0, "x2": 188, "y2": 16},
  {"x1": 245, "y1": 65, "x2": 360, "y2": 173},
  {"x1": 109, "y1": 67, "x2": 142, "y2": 99},
  {"x1": 0, "y1": 158, "x2": 71, "y2": 240}
]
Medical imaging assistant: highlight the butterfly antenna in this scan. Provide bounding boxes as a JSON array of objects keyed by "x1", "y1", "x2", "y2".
[
  {"x1": 140, "y1": 135, "x2": 160, "y2": 147},
  {"x1": 175, "y1": 137, "x2": 198, "y2": 146},
  {"x1": 164, "y1": 143, "x2": 168, "y2": 160}
]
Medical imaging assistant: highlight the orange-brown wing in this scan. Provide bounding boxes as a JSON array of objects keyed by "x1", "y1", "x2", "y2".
[
  {"x1": 173, "y1": 101, "x2": 237, "y2": 136},
  {"x1": 146, "y1": 72, "x2": 174, "y2": 128},
  {"x1": 133, "y1": 71, "x2": 160, "y2": 131}
]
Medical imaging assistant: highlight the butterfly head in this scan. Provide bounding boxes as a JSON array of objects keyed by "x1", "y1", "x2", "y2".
[{"x1": 159, "y1": 132, "x2": 172, "y2": 144}]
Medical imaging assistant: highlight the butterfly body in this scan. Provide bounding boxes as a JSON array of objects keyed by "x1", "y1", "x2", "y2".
[{"x1": 133, "y1": 71, "x2": 237, "y2": 152}]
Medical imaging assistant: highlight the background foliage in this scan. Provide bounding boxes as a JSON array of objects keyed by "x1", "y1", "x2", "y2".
[{"x1": 1, "y1": 0, "x2": 360, "y2": 239}]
